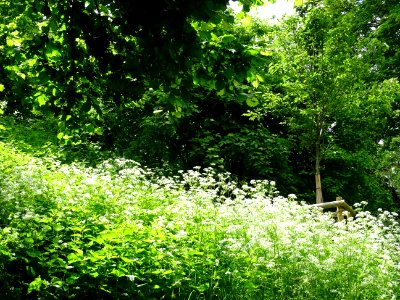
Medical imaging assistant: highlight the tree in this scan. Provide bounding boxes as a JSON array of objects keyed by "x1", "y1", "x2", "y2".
[
  {"x1": 0, "y1": 0, "x2": 264, "y2": 136},
  {"x1": 250, "y1": 0, "x2": 400, "y2": 205}
]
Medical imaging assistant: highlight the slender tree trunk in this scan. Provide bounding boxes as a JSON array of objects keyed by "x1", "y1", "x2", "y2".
[{"x1": 315, "y1": 141, "x2": 323, "y2": 203}]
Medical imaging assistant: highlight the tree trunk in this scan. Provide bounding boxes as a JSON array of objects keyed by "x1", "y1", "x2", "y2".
[{"x1": 315, "y1": 142, "x2": 323, "y2": 203}]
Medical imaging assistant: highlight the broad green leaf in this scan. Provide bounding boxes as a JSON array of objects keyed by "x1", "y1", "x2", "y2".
[
  {"x1": 244, "y1": 48, "x2": 259, "y2": 56},
  {"x1": 67, "y1": 253, "x2": 80, "y2": 263},
  {"x1": 221, "y1": 34, "x2": 235, "y2": 44},
  {"x1": 26, "y1": 58, "x2": 37, "y2": 67},
  {"x1": 27, "y1": 250, "x2": 41, "y2": 257},
  {"x1": 121, "y1": 257, "x2": 134, "y2": 263},
  {"x1": 37, "y1": 94, "x2": 47, "y2": 106},
  {"x1": 256, "y1": 74, "x2": 265, "y2": 82},
  {"x1": 162, "y1": 270, "x2": 173, "y2": 275},
  {"x1": 260, "y1": 50, "x2": 273, "y2": 56},
  {"x1": 199, "y1": 31, "x2": 211, "y2": 41},
  {"x1": 0, "y1": 84, "x2": 4, "y2": 92},
  {"x1": 6, "y1": 37, "x2": 23, "y2": 47},
  {"x1": 94, "y1": 127, "x2": 103, "y2": 135},
  {"x1": 217, "y1": 88, "x2": 226, "y2": 96},
  {"x1": 89, "y1": 252, "x2": 106, "y2": 261},
  {"x1": 73, "y1": 248, "x2": 83, "y2": 256},
  {"x1": 28, "y1": 277, "x2": 44, "y2": 294},
  {"x1": 246, "y1": 97, "x2": 259, "y2": 107},
  {"x1": 111, "y1": 269, "x2": 125, "y2": 277}
]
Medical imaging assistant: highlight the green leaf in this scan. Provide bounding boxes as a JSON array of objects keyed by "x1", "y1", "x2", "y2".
[
  {"x1": 0, "y1": 84, "x2": 5, "y2": 92},
  {"x1": 73, "y1": 248, "x2": 83, "y2": 256},
  {"x1": 256, "y1": 74, "x2": 265, "y2": 82},
  {"x1": 6, "y1": 37, "x2": 23, "y2": 47},
  {"x1": 251, "y1": 80, "x2": 259, "y2": 88},
  {"x1": 67, "y1": 253, "x2": 80, "y2": 263},
  {"x1": 260, "y1": 50, "x2": 273, "y2": 56},
  {"x1": 221, "y1": 34, "x2": 235, "y2": 44},
  {"x1": 217, "y1": 88, "x2": 226, "y2": 96},
  {"x1": 45, "y1": 47, "x2": 61, "y2": 60},
  {"x1": 111, "y1": 269, "x2": 125, "y2": 277},
  {"x1": 94, "y1": 127, "x2": 103, "y2": 135},
  {"x1": 246, "y1": 97, "x2": 259, "y2": 107},
  {"x1": 121, "y1": 256, "x2": 134, "y2": 263},
  {"x1": 28, "y1": 277, "x2": 44, "y2": 294},
  {"x1": 27, "y1": 250, "x2": 41, "y2": 258},
  {"x1": 37, "y1": 94, "x2": 47, "y2": 106},
  {"x1": 199, "y1": 31, "x2": 211, "y2": 41},
  {"x1": 241, "y1": 15, "x2": 252, "y2": 26},
  {"x1": 196, "y1": 283, "x2": 209, "y2": 292},
  {"x1": 244, "y1": 49, "x2": 259, "y2": 56}
]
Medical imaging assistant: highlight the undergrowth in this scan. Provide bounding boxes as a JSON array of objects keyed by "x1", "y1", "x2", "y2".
[{"x1": 0, "y1": 140, "x2": 400, "y2": 299}]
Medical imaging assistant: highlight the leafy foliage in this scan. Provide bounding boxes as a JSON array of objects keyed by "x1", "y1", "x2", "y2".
[
  {"x1": 1, "y1": 142, "x2": 400, "y2": 299},
  {"x1": 3, "y1": 0, "x2": 400, "y2": 211}
]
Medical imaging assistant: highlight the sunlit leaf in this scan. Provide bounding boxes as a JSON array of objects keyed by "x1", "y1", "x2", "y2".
[
  {"x1": 37, "y1": 94, "x2": 47, "y2": 106},
  {"x1": 28, "y1": 277, "x2": 44, "y2": 294},
  {"x1": 221, "y1": 34, "x2": 235, "y2": 44},
  {"x1": 246, "y1": 97, "x2": 259, "y2": 107}
]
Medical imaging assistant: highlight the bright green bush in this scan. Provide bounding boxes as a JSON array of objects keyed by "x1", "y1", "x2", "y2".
[{"x1": 0, "y1": 141, "x2": 399, "y2": 299}]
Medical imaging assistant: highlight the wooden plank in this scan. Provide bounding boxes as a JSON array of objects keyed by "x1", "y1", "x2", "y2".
[
  {"x1": 309, "y1": 200, "x2": 346, "y2": 209},
  {"x1": 309, "y1": 200, "x2": 356, "y2": 217},
  {"x1": 339, "y1": 202, "x2": 356, "y2": 217}
]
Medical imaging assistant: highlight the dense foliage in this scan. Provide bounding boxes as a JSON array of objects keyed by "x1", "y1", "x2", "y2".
[
  {"x1": 2, "y1": 1, "x2": 400, "y2": 297},
  {"x1": 2, "y1": 0, "x2": 400, "y2": 210},
  {"x1": 2, "y1": 0, "x2": 400, "y2": 209}
]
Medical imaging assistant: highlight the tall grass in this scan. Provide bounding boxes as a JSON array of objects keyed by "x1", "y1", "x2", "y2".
[{"x1": 0, "y1": 141, "x2": 399, "y2": 299}]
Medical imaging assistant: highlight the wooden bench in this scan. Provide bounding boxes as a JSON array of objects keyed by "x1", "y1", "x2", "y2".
[{"x1": 308, "y1": 197, "x2": 356, "y2": 221}]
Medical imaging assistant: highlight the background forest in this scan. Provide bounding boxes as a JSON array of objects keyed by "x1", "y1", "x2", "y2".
[
  {"x1": 2, "y1": 0, "x2": 400, "y2": 298},
  {"x1": 2, "y1": 0, "x2": 400, "y2": 210}
]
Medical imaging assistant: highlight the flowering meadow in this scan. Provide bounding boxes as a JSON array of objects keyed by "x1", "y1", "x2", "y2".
[{"x1": 0, "y1": 141, "x2": 400, "y2": 299}]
